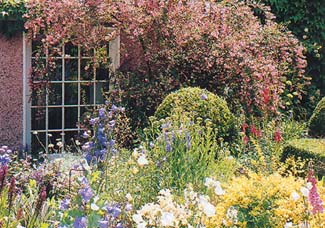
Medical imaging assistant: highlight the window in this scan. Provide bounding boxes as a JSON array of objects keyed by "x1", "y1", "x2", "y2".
[{"x1": 23, "y1": 33, "x2": 120, "y2": 152}]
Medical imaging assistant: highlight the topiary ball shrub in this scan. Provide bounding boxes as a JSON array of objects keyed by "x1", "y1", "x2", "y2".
[
  {"x1": 309, "y1": 97, "x2": 325, "y2": 137},
  {"x1": 281, "y1": 139, "x2": 325, "y2": 176},
  {"x1": 154, "y1": 87, "x2": 237, "y2": 141}
]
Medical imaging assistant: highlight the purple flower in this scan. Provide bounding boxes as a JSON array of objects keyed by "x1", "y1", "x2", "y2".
[
  {"x1": 201, "y1": 93, "x2": 208, "y2": 100},
  {"x1": 79, "y1": 177, "x2": 90, "y2": 185},
  {"x1": 99, "y1": 108, "x2": 106, "y2": 118},
  {"x1": 0, "y1": 154, "x2": 10, "y2": 166},
  {"x1": 166, "y1": 142, "x2": 172, "y2": 152},
  {"x1": 104, "y1": 204, "x2": 121, "y2": 218},
  {"x1": 99, "y1": 220, "x2": 109, "y2": 228},
  {"x1": 125, "y1": 203, "x2": 133, "y2": 211},
  {"x1": 111, "y1": 104, "x2": 118, "y2": 112},
  {"x1": 109, "y1": 139, "x2": 115, "y2": 148},
  {"x1": 82, "y1": 131, "x2": 90, "y2": 139},
  {"x1": 89, "y1": 118, "x2": 98, "y2": 125},
  {"x1": 116, "y1": 223, "x2": 123, "y2": 228},
  {"x1": 108, "y1": 120, "x2": 115, "y2": 129},
  {"x1": 79, "y1": 186, "x2": 94, "y2": 203},
  {"x1": 73, "y1": 217, "x2": 88, "y2": 228},
  {"x1": 59, "y1": 198, "x2": 70, "y2": 210}
]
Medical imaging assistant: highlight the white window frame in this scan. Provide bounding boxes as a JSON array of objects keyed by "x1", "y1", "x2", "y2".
[{"x1": 23, "y1": 32, "x2": 120, "y2": 152}]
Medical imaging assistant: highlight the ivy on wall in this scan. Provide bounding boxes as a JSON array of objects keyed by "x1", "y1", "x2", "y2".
[
  {"x1": 261, "y1": 0, "x2": 325, "y2": 116},
  {"x1": 0, "y1": 0, "x2": 26, "y2": 37}
]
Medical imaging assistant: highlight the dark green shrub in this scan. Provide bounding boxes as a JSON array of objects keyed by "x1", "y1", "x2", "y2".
[
  {"x1": 154, "y1": 87, "x2": 237, "y2": 141},
  {"x1": 281, "y1": 139, "x2": 325, "y2": 176},
  {"x1": 309, "y1": 97, "x2": 325, "y2": 137}
]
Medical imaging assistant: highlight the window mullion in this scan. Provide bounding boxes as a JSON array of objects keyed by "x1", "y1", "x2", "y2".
[
  {"x1": 62, "y1": 45, "x2": 65, "y2": 150},
  {"x1": 78, "y1": 46, "x2": 81, "y2": 133}
]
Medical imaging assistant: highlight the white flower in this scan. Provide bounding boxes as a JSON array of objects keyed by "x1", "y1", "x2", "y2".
[
  {"x1": 284, "y1": 222, "x2": 293, "y2": 228},
  {"x1": 214, "y1": 182, "x2": 225, "y2": 196},
  {"x1": 48, "y1": 143, "x2": 54, "y2": 148},
  {"x1": 204, "y1": 178, "x2": 225, "y2": 195},
  {"x1": 132, "y1": 214, "x2": 144, "y2": 224},
  {"x1": 306, "y1": 182, "x2": 312, "y2": 190},
  {"x1": 137, "y1": 222, "x2": 147, "y2": 228},
  {"x1": 137, "y1": 154, "x2": 149, "y2": 166},
  {"x1": 300, "y1": 187, "x2": 310, "y2": 197},
  {"x1": 199, "y1": 196, "x2": 216, "y2": 217},
  {"x1": 204, "y1": 177, "x2": 216, "y2": 188},
  {"x1": 291, "y1": 191, "x2": 300, "y2": 201},
  {"x1": 126, "y1": 193, "x2": 133, "y2": 202},
  {"x1": 226, "y1": 206, "x2": 238, "y2": 223},
  {"x1": 91, "y1": 203, "x2": 99, "y2": 211},
  {"x1": 56, "y1": 142, "x2": 63, "y2": 148},
  {"x1": 93, "y1": 196, "x2": 99, "y2": 203},
  {"x1": 160, "y1": 212, "x2": 175, "y2": 227}
]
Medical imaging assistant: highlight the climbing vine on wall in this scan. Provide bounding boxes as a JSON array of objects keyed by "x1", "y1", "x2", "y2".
[{"x1": 24, "y1": 0, "x2": 119, "y2": 109}]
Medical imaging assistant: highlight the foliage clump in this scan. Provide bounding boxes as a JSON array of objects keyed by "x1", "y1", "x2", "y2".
[
  {"x1": 207, "y1": 172, "x2": 325, "y2": 227},
  {"x1": 281, "y1": 139, "x2": 325, "y2": 176},
  {"x1": 116, "y1": 0, "x2": 307, "y2": 119},
  {"x1": 155, "y1": 87, "x2": 237, "y2": 141},
  {"x1": 308, "y1": 97, "x2": 325, "y2": 137}
]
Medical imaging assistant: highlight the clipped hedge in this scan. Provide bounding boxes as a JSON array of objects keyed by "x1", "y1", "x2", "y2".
[
  {"x1": 309, "y1": 97, "x2": 325, "y2": 137},
  {"x1": 282, "y1": 139, "x2": 325, "y2": 176},
  {"x1": 154, "y1": 87, "x2": 237, "y2": 141}
]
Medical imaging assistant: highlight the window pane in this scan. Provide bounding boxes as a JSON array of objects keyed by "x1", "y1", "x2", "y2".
[
  {"x1": 64, "y1": 59, "x2": 78, "y2": 81},
  {"x1": 65, "y1": 43, "x2": 79, "y2": 57},
  {"x1": 48, "y1": 59, "x2": 63, "y2": 81},
  {"x1": 81, "y1": 82, "x2": 95, "y2": 105},
  {"x1": 81, "y1": 60, "x2": 94, "y2": 80},
  {"x1": 48, "y1": 108, "x2": 62, "y2": 129},
  {"x1": 48, "y1": 83, "x2": 62, "y2": 105},
  {"x1": 31, "y1": 132, "x2": 46, "y2": 154},
  {"x1": 65, "y1": 108, "x2": 79, "y2": 129},
  {"x1": 95, "y1": 82, "x2": 109, "y2": 104},
  {"x1": 81, "y1": 47, "x2": 94, "y2": 57},
  {"x1": 31, "y1": 108, "x2": 45, "y2": 130},
  {"x1": 48, "y1": 131, "x2": 63, "y2": 145},
  {"x1": 64, "y1": 131, "x2": 78, "y2": 145},
  {"x1": 96, "y1": 65, "x2": 109, "y2": 80},
  {"x1": 65, "y1": 83, "x2": 78, "y2": 105}
]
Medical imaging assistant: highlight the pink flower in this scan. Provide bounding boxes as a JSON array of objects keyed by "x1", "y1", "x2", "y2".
[{"x1": 307, "y1": 171, "x2": 324, "y2": 214}]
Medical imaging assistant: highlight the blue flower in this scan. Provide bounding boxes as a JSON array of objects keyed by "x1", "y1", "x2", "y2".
[
  {"x1": 59, "y1": 198, "x2": 70, "y2": 210},
  {"x1": 73, "y1": 217, "x2": 88, "y2": 228},
  {"x1": 79, "y1": 186, "x2": 94, "y2": 203}
]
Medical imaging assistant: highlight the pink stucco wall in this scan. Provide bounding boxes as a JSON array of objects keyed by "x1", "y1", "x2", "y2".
[{"x1": 0, "y1": 34, "x2": 23, "y2": 149}]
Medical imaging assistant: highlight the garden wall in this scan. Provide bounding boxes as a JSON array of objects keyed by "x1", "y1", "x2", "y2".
[{"x1": 0, "y1": 34, "x2": 23, "y2": 149}]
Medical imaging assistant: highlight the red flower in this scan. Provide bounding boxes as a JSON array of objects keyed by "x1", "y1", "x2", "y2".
[
  {"x1": 274, "y1": 129, "x2": 281, "y2": 143},
  {"x1": 243, "y1": 135, "x2": 249, "y2": 144},
  {"x1": 242, "y1": 123, "x2": 249, "y2": 132}
]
